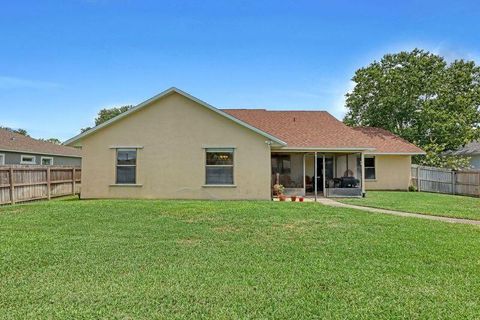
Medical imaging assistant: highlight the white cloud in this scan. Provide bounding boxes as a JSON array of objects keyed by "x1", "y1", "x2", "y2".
[
  {"x1": 331, "y1": 80, "x2": 355, "y2": 120},
  {"x1": 0, "y1": 76, "x2": 60, "y2": 89},
  {"x1": 359, "y1": 41, "x2": 480, "y2": 67}
]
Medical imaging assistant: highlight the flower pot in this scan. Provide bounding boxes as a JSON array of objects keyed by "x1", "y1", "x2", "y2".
[
  {"x1": 279, "y1": 195, "x2": 286, "y2": 201},
  {"x1": 290, "y1": 196, "x2": 297, "y2": 202},
  {"x1": 298, "y1": 197, "x2": 304, "y2": 202}
]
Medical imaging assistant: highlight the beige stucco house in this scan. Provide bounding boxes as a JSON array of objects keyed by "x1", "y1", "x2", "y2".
[{"x1": 64, "y1": 87, "x2": 424, "y2": 200}]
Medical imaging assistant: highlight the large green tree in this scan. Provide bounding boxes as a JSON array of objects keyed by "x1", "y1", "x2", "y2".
[
  {"x1": 344, "y1": 49, "x2": 480, "y2": 169},
  {"x1": 81, "y1": 105, "x2": 133, "y2": 133}
]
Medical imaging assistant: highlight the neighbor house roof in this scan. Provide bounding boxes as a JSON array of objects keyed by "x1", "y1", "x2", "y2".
[
  {"x1": 0, "y1": 128, "x2": 82, "y2": 158},
  {"x1": 222, "y1": 109, "x2": 424, "y2": 154},
  {"x1": 450, "y1": 141, "x2": 480, "y2": 156}
]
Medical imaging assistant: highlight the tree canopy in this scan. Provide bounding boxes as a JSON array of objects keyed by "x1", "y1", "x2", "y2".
[
  {"x1": 0, "y1": 126, "x2": 29, "y2": 136},
  {"x1": 81, "y1": 105, "x2": 133, "y2": 133},
  {"x1": 344, "y1": 49, "x2": 480, "y2": 169}
]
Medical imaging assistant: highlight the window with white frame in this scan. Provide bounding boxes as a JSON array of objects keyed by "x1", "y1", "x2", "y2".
[
  {"x1": 0, "y1": 154, "x2": 4, "y2": 165},
  {"x1": 20, "y1": 155, "x2": 36, "y2": 165},
  {"x1": 116, "y1": 149, "x2": 137, "y2": 184},
  {"x1": 364, "y1": 156, "x2": 376, "y2": 180},
  {"x1": 41, "y1": 157, "x2": 54, "y2": 166},
  {"x1": 205, "y1": 148, "x2": 234, "y2": 185}
]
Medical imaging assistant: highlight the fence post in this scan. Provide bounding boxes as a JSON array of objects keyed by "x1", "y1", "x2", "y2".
[
  {"x1": 416, "y1": 166, "x2": 421, "y2": 191},
  {"x1": 72, "y1": 168, "x2": 76, "y2": 195},
  {"x1": 451, "y1": 170, "x2": 456, "y2": 195},
  {"x1": 9, "y1": 167, "x2": 15, "y2": 205},
  {"x1": 47, "y1": 167, "x2": 51, "y2": 200}
]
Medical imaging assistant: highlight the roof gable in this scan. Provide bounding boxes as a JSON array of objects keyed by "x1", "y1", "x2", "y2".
[{"x1": 64, "y1": 87, "x2": 286, "y2": 146}]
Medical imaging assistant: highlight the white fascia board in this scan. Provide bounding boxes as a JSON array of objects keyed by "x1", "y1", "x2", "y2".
[
  {"x1": 272, "y1": 147, "x2": 376, "y2": 152},
  {"x1": 0, "y1": 148, "x2": 82, "y2": 158},
  {"x1": 365, "y1": 152, "x2": 426, "y2": 155}
]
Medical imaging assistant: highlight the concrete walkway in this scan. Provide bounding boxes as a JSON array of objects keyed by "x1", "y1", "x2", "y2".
[{"x1": 316, "y1": 197, "x2": 480, "y2": 226}]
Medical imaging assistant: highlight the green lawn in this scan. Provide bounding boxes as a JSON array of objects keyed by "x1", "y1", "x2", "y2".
[
  {"x1": 338, "y1": 191, "x2": 480, "y2": 221},
  {"x1": 1, "y1": 198, "x2": 480, "y2": 319}
]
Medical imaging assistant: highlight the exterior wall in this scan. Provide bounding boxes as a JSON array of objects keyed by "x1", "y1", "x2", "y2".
[
  {"x1": 365, "y1": 155, "x2": 411, "y2": 190},
  {"x1": 0, "y1": 151, "x2": 81, "y2": 166},
  {"x1": 79, "y1": 92, "x2": 272, "y2": 200},
  {"x1": 470, "y1": 155, "x2": 480, "y2": 169}
]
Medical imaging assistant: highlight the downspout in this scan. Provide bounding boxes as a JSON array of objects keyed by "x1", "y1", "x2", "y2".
[
  {"x1": 361, "y1": 151, "x2": 366, "y2": 197},
  {"x1": 266, "y1": 140, "x2": 273, "y2": 200},
  {"x1": 323, "y1": 153, "x2": 326, "y2": 197},
  {"x1": 314, "y1": 152, "x2": 318, "y2": 201}
]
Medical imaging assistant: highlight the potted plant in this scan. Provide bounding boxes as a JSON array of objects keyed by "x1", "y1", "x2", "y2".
[
  {"x1": 273, "y1": 184, "x2": 286, "y2": 201},
  {"x1": 290, "y1": 195, "x2": 297, "y2": 202},
  {"x1": 298, "y1": 196, "x2": 304, "y2": 202}
]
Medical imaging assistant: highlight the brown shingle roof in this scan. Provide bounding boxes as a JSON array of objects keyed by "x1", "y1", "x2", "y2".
[
  {"x1": 450, "y1": 141, "x2": 480, "y2": 156},
  {"x1": 222, "y1": 109, "x2": 424, "y2": 153},
  {"x1": 0, "y1": 128, "x2": 82, "y2": 157},
  {"x1": 351, "y1": 127, "x2": 424, "y2": 154}
]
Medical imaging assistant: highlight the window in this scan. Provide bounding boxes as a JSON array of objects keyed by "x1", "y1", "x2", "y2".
[
  {"x1": 0, "y1": 154, "x2": 4, "y2": 165},
  {"x1": 364, "y1": 156, "x2": 376, "y2": 180},
  {"x1": 271, "y1": 154, "x2": 291, "y2": 174},
  {"x1": 205, "y1": 148, "x2": 234, "y2": 185},
  {"x1": 41, "y1": 157, "x2": 53, "y2": 166},
  {"x1": 20, "y1": 155, "x2": 36, "y2": 165},
  {"x1": 116, "y1": 149, "x2": 137, "y2": 184}
]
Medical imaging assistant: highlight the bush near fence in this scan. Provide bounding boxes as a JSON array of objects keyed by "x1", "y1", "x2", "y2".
[
  {"x1": 0, "y1": 165, "x2": 81, "y2": 205},
  {"x1": 411, "y1": 164, "x2": 480, "y2": 197}
]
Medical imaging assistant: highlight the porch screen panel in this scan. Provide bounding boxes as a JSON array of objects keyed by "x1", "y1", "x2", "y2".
[
  {"x1": 271, "y1": 155, "x2": 291, "y2": 174},
  {"x1": 205, "y1": 149, "x2": 234, "y2": 185}
]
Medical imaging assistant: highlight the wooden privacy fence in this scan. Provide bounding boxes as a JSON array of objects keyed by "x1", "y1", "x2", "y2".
[
  {"x1": 0, "y1": 166, "x2": 81, "y2": 205},
  {"x1": 411, "y1": 164, "x2": 480, "y2": 197}
]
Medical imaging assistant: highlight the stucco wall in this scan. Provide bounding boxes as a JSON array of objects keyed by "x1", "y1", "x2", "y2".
[
  {"x1": 78, "y1": 92, "x2": 272, "y2": 200},
  {"x1": 0, "y1": 151, "x2": 81, "y2": 166},
  {"x1": 365, "y1": 155, "x2": 411, "y2": 190}
]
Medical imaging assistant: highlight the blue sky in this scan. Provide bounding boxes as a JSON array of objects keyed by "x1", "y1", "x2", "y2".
[{"x1": 1, "y1": 0, "x2": 479, "y2": 141}]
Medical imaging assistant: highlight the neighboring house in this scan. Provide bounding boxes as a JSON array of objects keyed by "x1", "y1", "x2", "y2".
[
  {"x1": 64, "y1": 87, "x2": 424, "y2": 200},
  {"x1": 449, "y1": 141, "x2": 480, "y2": 169},
  {"x1": 0, "y1": 128, "x2": 81, "y2": 166}
]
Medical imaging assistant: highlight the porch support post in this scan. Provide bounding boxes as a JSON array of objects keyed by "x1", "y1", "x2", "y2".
[
  {"x1": 314, "y1": 152, "x2": 317, "y2": 201},
  {"x1": 323, "y1": 154, "x2": 326, "y2": 197},
  {"x1": 303, "y1": 153, "x2": 306, "y2": 196},
  {"x1": 361, "y1": 152, "x2": 366, "y2": 197}
]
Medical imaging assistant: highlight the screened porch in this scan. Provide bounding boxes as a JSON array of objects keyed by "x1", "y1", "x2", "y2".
[{"x1": 271, "y1": 151, "x2": 370, "y2": 198}]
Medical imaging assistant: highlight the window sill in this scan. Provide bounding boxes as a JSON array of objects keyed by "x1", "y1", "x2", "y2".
[
  {"x1": 202, "y1": 184, "x2": 237, "y2": 188},
  {"x1": 365, "y1": 179, "x2": 377, "y2": 182},
  {"x1": 109, "y1": 184, "x2": 143, "y2": 187}
]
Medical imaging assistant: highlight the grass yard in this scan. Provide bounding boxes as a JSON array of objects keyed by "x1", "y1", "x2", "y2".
[
  {"x1": 1, "y1": 198, "x2": 480, "y2": 319},
  {"x1": 338, "y1": 191, "x2": 480, "y2": 221}
]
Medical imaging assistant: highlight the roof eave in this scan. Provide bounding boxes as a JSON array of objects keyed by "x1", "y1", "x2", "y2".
[
  {"x1": 0, "y1": 147, "x2": 82, "y2": 158},
  {"x1": 365, "y1": 151, "x2": 426, "y2": 156},
  {"x1": 272, "y1": 146, "x2": 376, "y2": 152}
]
